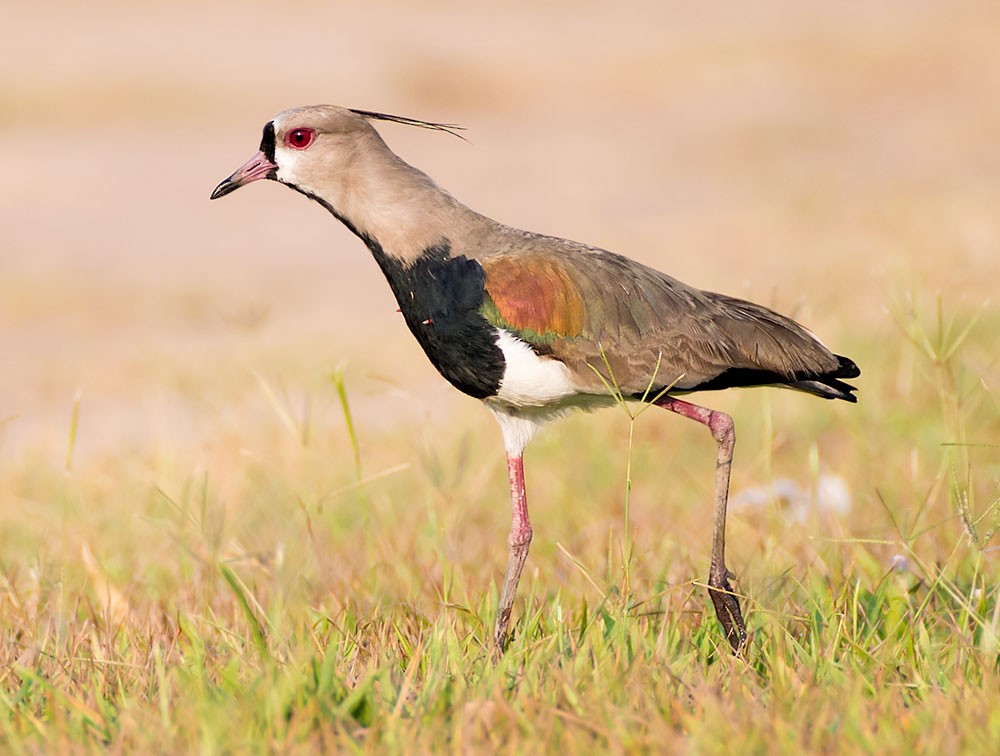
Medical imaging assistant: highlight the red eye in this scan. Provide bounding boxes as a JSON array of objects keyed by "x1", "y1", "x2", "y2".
[{"x1": 285, "y1": 127, "x2": 315, "y2": 150}]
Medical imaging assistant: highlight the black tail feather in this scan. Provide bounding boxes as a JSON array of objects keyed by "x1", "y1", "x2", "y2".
[
  {"x1": 786, "y1": 352, "x2": 860, "y2": 402},
  {"x1": 790, "y1": 377, "x2": 858, "y2": 402},
  {"x1": 790, "y1": 353, "x2": 860, "y2": 402},
  {"x1": 663, "y1": 353, "x2": 861, "y2": 403},
  {"x1": 834, "y1": 354, "x2": 861, "y2": 379}
]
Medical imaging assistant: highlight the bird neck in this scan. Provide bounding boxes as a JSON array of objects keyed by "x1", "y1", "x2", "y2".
[{"x1": 306, "y1": 138, "x2": 491, "y2": 267}]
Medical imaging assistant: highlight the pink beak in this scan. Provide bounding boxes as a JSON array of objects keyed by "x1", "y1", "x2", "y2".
[{"x1": 210, "y1": 150, "x2": 277, "y2": 200}]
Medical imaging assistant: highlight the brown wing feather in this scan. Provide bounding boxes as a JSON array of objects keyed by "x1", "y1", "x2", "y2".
[{"x1": 481, "y1": 242, "x2": 847, "y2": 397}]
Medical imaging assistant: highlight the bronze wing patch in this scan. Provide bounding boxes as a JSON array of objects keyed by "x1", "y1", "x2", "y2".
[{"x1": 480, "y1": 254, "x2": 586, "y2": 343}]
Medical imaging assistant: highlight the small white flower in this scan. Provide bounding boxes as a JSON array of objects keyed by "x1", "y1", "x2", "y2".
[{"x1": 889, "y1": 554, "x2": 909, "y2": 573}]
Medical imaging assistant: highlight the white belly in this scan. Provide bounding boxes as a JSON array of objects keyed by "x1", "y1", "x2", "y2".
[{"x1": 492, "y1": 330, "x2": 578, "y2": 407}]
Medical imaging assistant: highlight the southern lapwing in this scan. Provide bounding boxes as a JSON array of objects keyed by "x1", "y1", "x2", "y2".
[{"x1": 211, "y1": 105, "x2": 860, "y2": 654}]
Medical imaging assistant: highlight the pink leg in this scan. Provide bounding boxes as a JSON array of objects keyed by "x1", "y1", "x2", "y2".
[
  {"x1": 494, "y1": 453, "x2": 533, "y2": 652},
  {"x1": 654, "y1": 395, "x2": 748, "y2": 653}
]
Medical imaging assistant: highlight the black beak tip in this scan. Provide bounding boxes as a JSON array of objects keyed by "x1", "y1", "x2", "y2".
[{"x1": 210, "y1": 179, "x2": 238, "y2": 201}]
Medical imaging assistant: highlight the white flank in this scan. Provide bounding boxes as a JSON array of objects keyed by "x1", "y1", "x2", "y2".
[{"x1": 494, "y1": 330, "x2": 577, "y2": 407}]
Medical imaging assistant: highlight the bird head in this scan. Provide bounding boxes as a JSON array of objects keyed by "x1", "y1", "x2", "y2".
[{"x1": 210, "y1": 105, "x2": 463, "y2": 202}]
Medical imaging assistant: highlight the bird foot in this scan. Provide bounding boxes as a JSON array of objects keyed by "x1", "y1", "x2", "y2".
[
  {"x1": 708, "y1": 570, "x2": 749, "y2": 655},
  {"x1": 492, "y1": 609, "x2": 512, "y2": 658}
]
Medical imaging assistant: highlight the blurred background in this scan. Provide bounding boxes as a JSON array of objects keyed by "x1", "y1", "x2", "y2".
[{"x1": 2, "y1": 0, "x2": 997, "y2": 471}]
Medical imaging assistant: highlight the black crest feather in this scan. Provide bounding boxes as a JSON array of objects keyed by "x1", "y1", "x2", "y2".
[{"x1": 349, "y1": 108, "x2": 468, "y2": 141}]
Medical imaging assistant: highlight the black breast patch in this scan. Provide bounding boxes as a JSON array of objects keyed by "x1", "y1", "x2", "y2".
[{"x1": 370, "y1": 243, "x2": 506, "y2": 399}]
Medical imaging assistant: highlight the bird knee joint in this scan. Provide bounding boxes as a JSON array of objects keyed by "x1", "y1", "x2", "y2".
[
  {"x1": 508, "y1": 526, "x2": 533, "y2": 549},
  {"x1": 708, "y1": 411, "x2": 735, "y2": 444}
]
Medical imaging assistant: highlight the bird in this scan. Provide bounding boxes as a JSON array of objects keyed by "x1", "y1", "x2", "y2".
[{"x1": 211, "y1": 105, "x2": 860, "y2": 654}]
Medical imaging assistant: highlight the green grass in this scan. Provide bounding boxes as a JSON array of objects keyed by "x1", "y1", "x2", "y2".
[{"x1": 1, "y1": 296, "x2": 997, "y2": 752}]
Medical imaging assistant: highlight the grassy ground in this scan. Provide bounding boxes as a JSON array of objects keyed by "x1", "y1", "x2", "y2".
[{"x1": 1, "y1": 293, "x2": 996, "y2": 752}]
